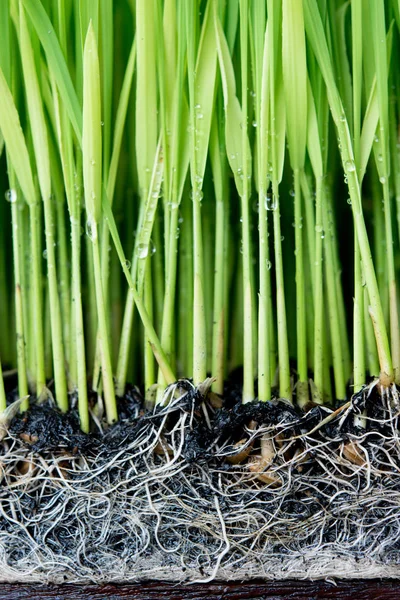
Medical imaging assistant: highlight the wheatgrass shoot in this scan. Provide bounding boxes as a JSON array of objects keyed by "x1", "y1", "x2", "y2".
[{"x1": 0, "y1": 0, "x2": 399, "y2": 433}]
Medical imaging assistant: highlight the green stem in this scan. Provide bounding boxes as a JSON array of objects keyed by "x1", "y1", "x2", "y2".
[
  {"x1": 42, "y1": 191, "x2": 68, "y2": 410},
  {"x1": 71, "y1": 214, "x2": 89, "y2": 432},
  {"x1": 29, "y1": 201, "x2": 46, "y2": 396},
  {"x1": 313, "y1": 176, "x2": 324, "y2": 401},
  {"x1": 144, "y1": 263, "x2": 155, "y2": 391},
  {"x1": 272, "y1": 184, "x2": 291, "y2": 401},
  {"x1": 186, "y1": 2, "x2": 207, "y2": 387},
  {"x1": 353, "y1": 230, "x2": 365, "y2": 393},
  {"x1": 323, "y1": 191, "x2": 346, "y2": 400},
  {"x1": 294, "y1": 169, "x2": 308, "y2": 406},
  {"x1": 210, "y1": 121, "x2": 227, "y2": 396},
  {"x1": 90, "y1": 222, "x2": 117, "y2": 424},
  {"x1": 240, "y1": 0, "x2": 254, "y2": 403},
  {"x1": 257, "y1": 186, "x2": 271, "y2": 402},
  {"x1": 382, "y1": 177, "x2": 400, "y2": 384},
  {"x1": 8, "y1": 174, "x2": 29, "y2": 406}
]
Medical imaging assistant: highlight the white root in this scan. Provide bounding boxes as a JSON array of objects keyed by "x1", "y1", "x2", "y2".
[{"x1": 0, "y1": 381, "x2": 399, "y2": 583}]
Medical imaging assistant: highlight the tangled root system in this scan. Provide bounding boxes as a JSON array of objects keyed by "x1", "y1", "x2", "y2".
[{"x1": 1, "y1": 379, "x2": 400, "y2": 583}]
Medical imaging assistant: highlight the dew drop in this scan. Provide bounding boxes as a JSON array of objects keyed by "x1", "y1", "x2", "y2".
[
  {"x1": 266, "y1": 260, "x2": 272, "y2": 270},
  {"x1": 252, "y1": 120, "x2": 258, "y2": 127},
  {"x1": 345, "y1": 160, "x2": 356, "y2": 172},
  {"x1": 379, "y1": 176, "x2": 386, "y2": 184},
  {"x1": 264, "y1": 191, "x2": 277, "y2": 211},
  {"x1": 124, "y1": 259, "x2": 131, "y2": 269},
  {"x1": 190, "y1": 189, "x2": 203, "y2": 203},
  {"x1": 43, "y1": 249, "x2": 48, "y2": 259},
  {"x1": 136, "y1": 243, "x2": 149, "y2": 259},
  {"x1": 86, "y1": 220, "x2": 96, "y2": 240},
  {"x1": 5, "y1": 189, "x2": 17, "y2": 203}
]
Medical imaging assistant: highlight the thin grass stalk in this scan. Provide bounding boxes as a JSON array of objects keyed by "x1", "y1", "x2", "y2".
[
  {"x1": 351, "y1": 0, "x2": 364, "y2": 395},
  {"x1": 322, "y1": 188, "x2": 346, "y2": 400},
  {"x1": 19, "y1": 2, "x2": 68, "y2": 409},
  {"x1": 238, "y1": 0, "x2": 255, "y2": 403},
  {"x1": 82, "y1": 22, "x2": 117, "y2": 423},
  {"x1": 267, "y1": 0, "x2": 291, "y2": 401},
  {"x1": 250, "y1": 1, "x2": 273, "y2": 402},
  {"x1": 186, "y1": 0, "x2": 212, "y2": 387},
  {"x1": 151, "y1": 215, "x2": 164, "y2": 335},
  {"x1": 156, "y1": 3, "x2": 189, "y2": 401},
  {"x1": 215, "y1": 1, "x2": 254, "y2": 401},
  {"x1": 313, "y1": 177, "x2": 324, "y2": 398},
  {"x1": 100, "y1": 0, "x2": 113, "y2": 184},
  {"x1": 92, "y1": 38, "x2": 135, "y2": 394},
  {"x1": 210, "y1": 110, "x2": 227, "y2": 395},
  {"x1": 305, "y1": 78, "x2": 324, "y2": 401},
  {"x1": 368, "y1": 0, "x2": 400, "y2": 384},
  {"x1": 115, "y1": 0, "x2": 157, "y2": 396},
  {"x1": 282, "y1": 0, "x2": 308, "y2": 405},
  {"x1": 50, "y1": 72, "x2": 89, "y2": 427},
  {"x1": 9, "y1": 176, "x2": 29, "y2": 407},
  {"x1": 389, "y1": 86, "x2": 400, "y2": 251},
  {"x1": 27, "y1": 202, "x2": 46, "y2": 396},
  {"x1": 144, "y1": 263, "x2": 155, "y2": 393},
  {"x1": 177, "y1": 190, "x2": 194, "y2": 379},
  {"x1": 51, "y1": 149, "x2": 71, "y2": 370}
]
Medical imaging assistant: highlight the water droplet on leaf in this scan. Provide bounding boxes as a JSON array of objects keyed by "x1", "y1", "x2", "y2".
[{"x1": 5, "y1": 189, "x2": 17, "y2": 203}]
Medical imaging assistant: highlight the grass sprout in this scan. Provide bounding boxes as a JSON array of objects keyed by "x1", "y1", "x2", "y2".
[{"x1": 0, "y1": 0, "x2": 398, "y2": 430}]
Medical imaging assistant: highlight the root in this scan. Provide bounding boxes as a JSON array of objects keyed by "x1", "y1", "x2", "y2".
[{"x1": 0, "y1": 380, "x2": 400, "y2": 583}]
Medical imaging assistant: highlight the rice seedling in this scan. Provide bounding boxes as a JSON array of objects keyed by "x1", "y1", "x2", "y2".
[{"x1": 1, "y1": 0, "x2": 400, "y2": 584}]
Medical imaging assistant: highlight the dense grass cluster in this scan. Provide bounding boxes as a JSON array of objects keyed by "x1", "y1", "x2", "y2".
[{"x1": 0, "y1": 0, "x2": 399, "y2": 432}]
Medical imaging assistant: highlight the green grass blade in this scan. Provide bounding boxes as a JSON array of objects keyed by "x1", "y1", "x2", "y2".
[
  {"x1": 0, "y1": 68, "x2": 36, "y2": 205},
  {"x1": 19, "y1": 1, "x2": 68, "y2": 410},
  {"x1": 21, "y1": 0, "x2": 82, "y2": 141},
  {"x1": 82, "y1": 21, "x2": 117, "y2": 423},
  {"x1": 267, "y1": 0, "x2": 291, "y2": 401},
  {"x1": 282, "y1": 0, "x2": 308, "y2": 404},
  {"x1": 215, "y1": 4, "x2": 254, "y2": 402}
]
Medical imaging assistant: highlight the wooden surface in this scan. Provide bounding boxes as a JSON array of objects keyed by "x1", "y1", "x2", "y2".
[{"x1": 0, "y1": 580, "x2": 398, "y2": 599}]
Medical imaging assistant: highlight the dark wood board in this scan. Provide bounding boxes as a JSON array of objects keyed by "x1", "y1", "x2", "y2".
[{"x1": 0, "y1": 580, "x2": 398, "y2": 600}]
